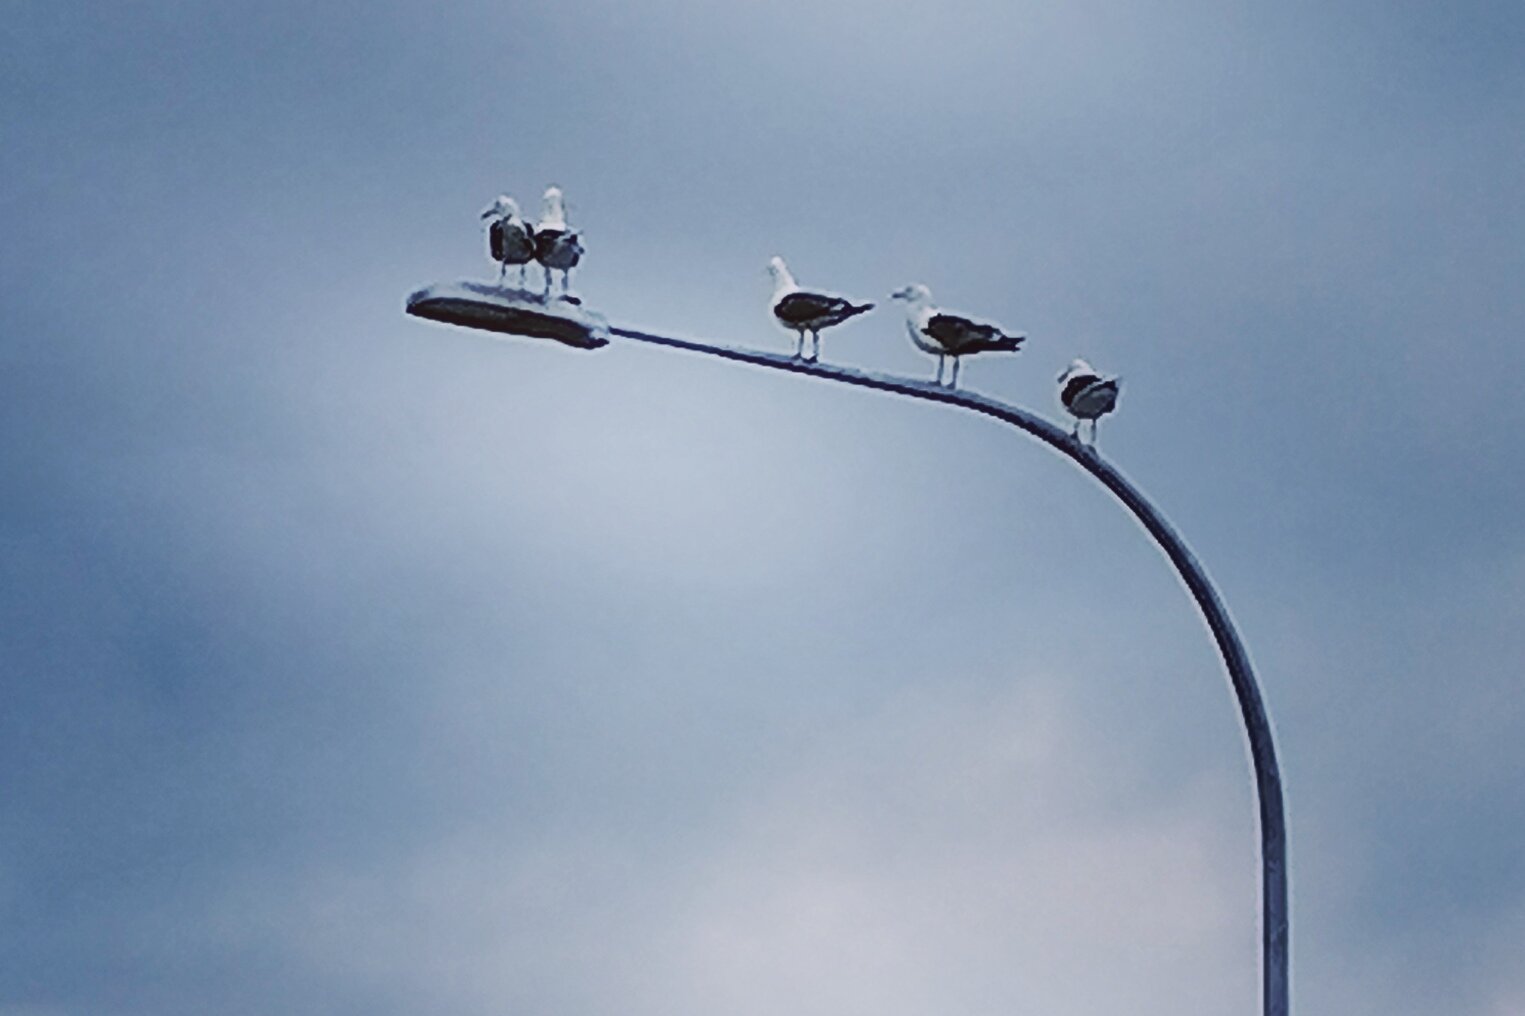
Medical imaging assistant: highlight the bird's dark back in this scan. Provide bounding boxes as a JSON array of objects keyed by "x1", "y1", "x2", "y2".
[
  {"x1": 534, "y1": 228, "x2": 566, "y2": 262},
  {"x1": 1061, "y1": 373, "x2": 1101, "y2": 407}
]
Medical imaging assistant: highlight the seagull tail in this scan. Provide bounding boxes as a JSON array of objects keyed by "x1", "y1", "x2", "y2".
[{"x1": 846, "y1": 302, "x2": 875, "y2": 318}]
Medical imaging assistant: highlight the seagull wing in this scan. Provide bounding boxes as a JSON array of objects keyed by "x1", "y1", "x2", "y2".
[
  {"x1": 502, "y1": 220, "x2": 536, "y2": 262},
  {"x1": 926, "y1": 312, "x2": 1024, "y2": 353},
  {"x1": 488, "y1": 220, "x2": 507, "y2": 261},
  {"x1": 1060, "y1": 372, "x2": 1102, "y2": 409},
  {"x1": 923, "y1": 313, "x2": 996, "y2": 349},
  {"x1": 533, "y1": 226, "x2": 565, "y2": 262},
  {"x1": 774, "y1": 291, "x2": 855, "y2": 326},
  {"x1": 1076, "y1": 378, "x2": 1120, "y2": 415}
]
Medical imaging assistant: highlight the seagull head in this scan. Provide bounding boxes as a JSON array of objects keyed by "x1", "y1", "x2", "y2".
[
  {"x1": 767, "y1": 256, "x2": 797, "y2": 291},
  {"x1": 540, "y1": 186, "x2": 567, "y2": 227},
  {"x1": 890, "y1": 284, "x2": 932, "y2": 303},
  {"x1": 480, "y1": 195, "x2": 517, "y2": 220},
  {"x1": 1058, "y1": 358, "x2": 1097, "y2": 383}
]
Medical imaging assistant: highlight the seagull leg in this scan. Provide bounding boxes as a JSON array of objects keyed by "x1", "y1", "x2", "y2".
[
  {"x1": 809, "y1": 331, "x2": 820, "y2": 362},
  {"x1": 793, "y1": 331, "x2": 804, "y2": 359},
  {"x1": 497, "y1": 261, "x2": 506, "y2": 285},
  {"x1": 950, "y1": 358, "x2": 961, "y2": 389},
  {"x1": 935, "y1": 356, "x2": 945, "y2": 385}
]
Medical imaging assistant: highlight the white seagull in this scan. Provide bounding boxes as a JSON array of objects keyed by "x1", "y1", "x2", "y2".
[
  {"x1": 767, "y1": 256, "x2": 874, "y2": 362},
  {"x1": 1057, "y1": 358, "x2": 1120, "y2": 447},
  {"x1": 480, "y1": 195, "x2": 535, "y2": 287},
  {"x1": 533, "y1": 186, "x2": 585, "y2": 299},
  {"x1": 889, "y1": 284, "x2": 1025, "y2": 388}
]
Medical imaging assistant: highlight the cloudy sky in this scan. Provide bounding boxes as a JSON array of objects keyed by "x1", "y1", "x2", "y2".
[{"x1": 3, "y1": 2, "x2": 1523, "y2": 1014}]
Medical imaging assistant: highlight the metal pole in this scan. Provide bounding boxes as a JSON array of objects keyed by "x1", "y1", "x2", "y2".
[{"x1": 607, "y1": 325, "x2": 1290, "y2": 1016}]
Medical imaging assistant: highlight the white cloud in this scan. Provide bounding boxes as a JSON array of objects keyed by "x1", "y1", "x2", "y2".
[{"x1": 184, "y1": 677, "x2": 1256, "y2": 1016}]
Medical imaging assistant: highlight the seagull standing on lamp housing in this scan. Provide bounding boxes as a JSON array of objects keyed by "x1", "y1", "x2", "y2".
[
  {"x1": 533, "y1": 186, "x2": 584, "y2": 299},
  {"x1": 767, "y1": 256, "x2": 874, "y2": 362},
  {"x1": 481, "y1": 195, "x2": 535, "y2": 288},
  {"x1": 889, "y1": 284, "x2": 1025, "y2": 388}
]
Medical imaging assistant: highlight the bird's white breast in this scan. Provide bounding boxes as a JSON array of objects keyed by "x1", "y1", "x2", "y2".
[{"x1": 906, "y1": 305, "x2": 944, "y2": 355}]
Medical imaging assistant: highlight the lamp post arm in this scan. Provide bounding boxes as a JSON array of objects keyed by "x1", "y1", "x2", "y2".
[{"x1": 608, "y1": 324, "x2": 1289, "y2": 1016}]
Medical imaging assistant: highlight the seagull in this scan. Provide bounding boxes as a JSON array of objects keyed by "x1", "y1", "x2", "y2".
[
  {"x1": 533, "y1": 186, "x2": 584, "y2": 299},
  {"x1": 767, "y1": 256, "x2": 874, "y2": 362},
  {"x1": 480, "y1": 195, "x2": 535, "y2": 287},
  {"x1": 889, "y1": 284, "x2": 1025, "y2": 388},
  {"x1": 1057, "y1": 358, "x2": 1120, "y2": 447}
]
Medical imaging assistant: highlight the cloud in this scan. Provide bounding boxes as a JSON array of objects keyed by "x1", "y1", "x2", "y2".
[
  {"x1": 4, "y1": 1, "x2": 1524, "y2": 1012},
  {"x1": 136, "y1": 678, "x2": 1253, "y2": 1016}
]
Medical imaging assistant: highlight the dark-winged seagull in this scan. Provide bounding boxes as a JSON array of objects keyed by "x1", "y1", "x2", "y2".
[
  {"x1": 533, "y1": 186, "x2": 584, "y2": 300},
  {"x1": 768, "y1": 256, "x2": 874, "y2": 362},
  {"x1": 481, "y1": 195, "x2": 535, "y2": 287},
  {"x1": 1058, "y1": 358, "x2": 1120, "y2": 447},
  {"x1": 889, "y1": 284, "x2": 1025, "y2": 388}
]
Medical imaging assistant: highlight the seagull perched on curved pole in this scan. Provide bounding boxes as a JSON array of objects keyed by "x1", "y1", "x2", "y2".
[
  {"x1": 889, "y1": 284, "x2": 1025, "y2": 388},
  {"x1": 480, "y1": 195, "x2": 535, "y2": 288},
  {"x1": 1058, "y1": 358, "x2": 1120, "y2": 447},
  {"x1": 533, "y1": 186, "x2": 584, "y2": 300},
  {"x1": 767, "y1": 256, "x2": 874, "y2": 362}
]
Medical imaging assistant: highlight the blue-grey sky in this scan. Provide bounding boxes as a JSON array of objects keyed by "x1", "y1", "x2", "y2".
[{"x1": 3, "y1": 2, "x2": 1523, "y2": 1014}]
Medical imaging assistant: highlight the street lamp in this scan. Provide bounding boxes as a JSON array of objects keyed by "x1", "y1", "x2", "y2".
[{"x1": 405, "y1": 284, "x2": 1290, "y2": 1016}]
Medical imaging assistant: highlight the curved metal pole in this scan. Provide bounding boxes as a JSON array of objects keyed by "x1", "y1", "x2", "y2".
[{"x1": 608, "y1": 325, "x2": 1289, "y2": 1016}]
